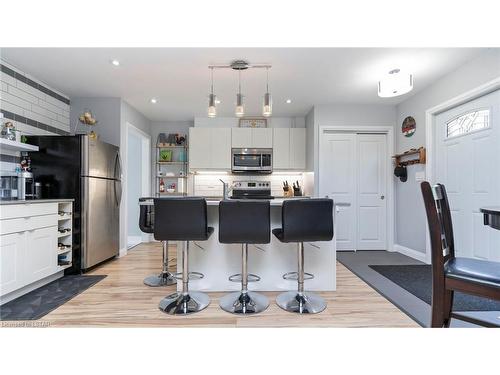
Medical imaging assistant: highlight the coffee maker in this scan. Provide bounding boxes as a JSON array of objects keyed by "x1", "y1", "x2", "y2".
[{"x1": 18, "y1": 171, "x2": 35, "y2": 200}]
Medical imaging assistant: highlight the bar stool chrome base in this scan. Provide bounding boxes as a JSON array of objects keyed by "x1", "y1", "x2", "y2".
[
  {"x1": 276, "y1": 291, "x2": 326, "y2": 314},
  {"x1": 159, "y1": 291, "x2": 210, "y2": 315},
  {"x1": 143, "y1": 272, "x2": 176, "y2": 287},
  {"x1": 219, "y1": 291, "x2": 269, "y2": 315}
]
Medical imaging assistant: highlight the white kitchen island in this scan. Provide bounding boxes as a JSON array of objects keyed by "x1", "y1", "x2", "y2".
[{"x1": 176, "y1": 198, "x2": 336, "y2": 292}]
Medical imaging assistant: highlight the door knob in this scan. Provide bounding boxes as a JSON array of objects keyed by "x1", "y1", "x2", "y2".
[{"x1": 380, "y1": 195, "x2": 385, "y2": 200}]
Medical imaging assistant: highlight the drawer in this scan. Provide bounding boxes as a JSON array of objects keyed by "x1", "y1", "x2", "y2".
[
  {"x1": 0, "y1": 203, "x2": 58, "y2": 220},
  {"x1": 0, "y1": 214, "x2": 58, "y2": 235}
]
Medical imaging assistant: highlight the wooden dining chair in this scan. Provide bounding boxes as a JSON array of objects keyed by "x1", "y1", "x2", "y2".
[{"x1": 421, "y1": 181, "x2": 500, "y2": 327}]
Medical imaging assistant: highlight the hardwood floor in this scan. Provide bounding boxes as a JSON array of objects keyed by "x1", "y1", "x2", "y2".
[{"x1": 25, "y1": 242, "x2": 418, "y2": 327}]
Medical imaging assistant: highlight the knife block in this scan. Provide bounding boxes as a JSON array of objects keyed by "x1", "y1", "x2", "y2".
[{"x1": 283, "y1": 189, "x2": 294, "y2": 197}]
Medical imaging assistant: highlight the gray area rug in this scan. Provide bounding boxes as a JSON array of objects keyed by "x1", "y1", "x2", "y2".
[
  {"x1": 369, "y1": 264, "x2": 500, "y2": 311},
  {"x1": 0, "y1": 275, "x2": 106, "y2": 320}
]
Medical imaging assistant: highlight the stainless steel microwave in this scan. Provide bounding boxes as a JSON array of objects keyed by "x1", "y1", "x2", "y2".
[{"x1": 231, "y1": 148, "x2": 273, "y2": 173}]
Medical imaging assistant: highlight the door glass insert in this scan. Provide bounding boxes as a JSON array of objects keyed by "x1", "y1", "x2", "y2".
[{"x1": 446, "y1": 109, "x2": 490, "y2": 138}]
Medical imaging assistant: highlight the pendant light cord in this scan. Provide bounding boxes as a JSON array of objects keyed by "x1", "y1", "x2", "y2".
[{"x1": 210, "y1": 67, "x2": 214, "y2": 95}]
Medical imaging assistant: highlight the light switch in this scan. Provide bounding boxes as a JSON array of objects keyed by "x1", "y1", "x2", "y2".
[{"x1": 415, "y1": 171, "x2": 426, "y2": 181}]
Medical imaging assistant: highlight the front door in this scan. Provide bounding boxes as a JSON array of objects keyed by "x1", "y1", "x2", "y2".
[
  {"x1": 435, "y1": 90, "x2": 500, "y2": 261},
  {"x1": 320, "y1": 132, "x2": 387, "y2": 250}
]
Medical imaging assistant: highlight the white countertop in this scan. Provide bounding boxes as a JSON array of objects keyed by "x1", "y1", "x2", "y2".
[{"x1": 0, "y1": 198, "x2": 74, "y2": 205}]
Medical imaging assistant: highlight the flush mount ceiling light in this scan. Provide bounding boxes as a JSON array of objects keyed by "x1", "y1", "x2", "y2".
[
  {"x1": 207, "y1": 60, "x2": 272, "y2": 118},
  {"x1": 111, "y1": 59, "x2": 120, "y2": 66},
  {"x1": 378, "y1": 69, "x2": 413, "y2": 98},
  {"x1": 150, "y1": 98, "x2": 157, "y2": 104},
  {"x1": 208, "y1": 67, "x2": 217, "y2": 118}
]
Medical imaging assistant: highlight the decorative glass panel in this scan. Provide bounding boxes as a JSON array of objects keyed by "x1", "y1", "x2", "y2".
[{"x1": 446, "y1": 109, "x2": 489, "y2": 138}]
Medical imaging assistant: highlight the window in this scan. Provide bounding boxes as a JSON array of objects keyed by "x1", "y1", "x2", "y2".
[{"x1": 446, "y1": 109, "x2": 490, "y2": 138}]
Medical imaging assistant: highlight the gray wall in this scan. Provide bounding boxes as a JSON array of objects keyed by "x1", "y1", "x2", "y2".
[
  {"x1": 395, "y1": 48, "x2": 500, "y2": 253},
  {"x1": 309, "y1": 103, "x2": 397, "y2": 195},
  {"x1": 70, "y1": 97, "x2": 121, "y2": 146}
]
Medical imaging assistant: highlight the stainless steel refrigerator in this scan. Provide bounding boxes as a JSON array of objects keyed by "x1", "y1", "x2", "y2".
[{"x1": 27, "y1": 135, "x2": 122, "y2": 272}]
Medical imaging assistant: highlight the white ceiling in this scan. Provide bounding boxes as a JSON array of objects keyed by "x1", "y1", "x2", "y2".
[{"x1": 1, "y1": 48, "x2": 487, "y2": 121}]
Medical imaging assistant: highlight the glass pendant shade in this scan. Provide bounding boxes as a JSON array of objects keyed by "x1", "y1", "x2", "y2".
[
  {"x1": 262, "y1": 92, "x2": 272, "y2": 117},
  {"x1": 235, "y1": 93, "x2": 244, "y2": 117},
  {"x1": 208, "y1": 93, "x2": 217, "y2": 118},
  {"x1": 378, "y1": 69, "x2": 413, "y2": 98}
]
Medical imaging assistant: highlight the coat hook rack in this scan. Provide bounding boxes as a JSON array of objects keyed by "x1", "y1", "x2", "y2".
[{"x1": 392, "y1": 147, "x2": 426, "y2": 167}]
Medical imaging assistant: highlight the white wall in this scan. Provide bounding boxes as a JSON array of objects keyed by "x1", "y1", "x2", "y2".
[
  {"x1": 395, "y1": 48, "x2": 500, "y2": 254},
  {"x1": 127, "y1": 131, "x2": 143, "y2": 238}
]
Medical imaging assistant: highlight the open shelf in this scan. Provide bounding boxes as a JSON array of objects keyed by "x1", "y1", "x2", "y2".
[{"x1": 0, "y1": 138, "x2": 39, "y2": 152}]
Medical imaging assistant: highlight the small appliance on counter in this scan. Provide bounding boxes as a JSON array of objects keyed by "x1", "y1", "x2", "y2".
[
  {"x1": 230, "y1": 180, "x2": 273, "y2": 199},
  {"x1": 17, "y1": 171, "x2": 35, "y2": 200},
  {"x1": 0, "y1": 172, "x2": 18, "y2": 200}
]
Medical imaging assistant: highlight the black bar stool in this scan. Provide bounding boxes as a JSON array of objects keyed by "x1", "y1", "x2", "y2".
[
  {"x1": 273, "y1": 198, "x2": 333, "y2": 314},
  {"x1": 218, "y1": 200, "x2": 270, "y2": 314},
  {"x1": 139, "y1": 198, "x2": 176, "y2": 287},
  {"x1": 154, "y1": 197, "x2": 214, "y2": 315}
]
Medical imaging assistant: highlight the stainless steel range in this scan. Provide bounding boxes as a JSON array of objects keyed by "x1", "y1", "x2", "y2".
[{"x1": 230, "y1": 180, "x2": 273, "y2": 199}]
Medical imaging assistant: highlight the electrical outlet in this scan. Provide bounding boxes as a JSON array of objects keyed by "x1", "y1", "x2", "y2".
[{"x1": 415, "y1": 171, "x2": 426, "y2": 181}]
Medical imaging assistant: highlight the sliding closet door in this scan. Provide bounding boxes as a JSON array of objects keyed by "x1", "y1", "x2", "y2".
[
  {"x1": 320, "y1": 131, "x2": 387, "y2": 251},
  {"x1": 320, "y1": 132, "x2": 357, "y2": 250},
  {"x1": 357, "y1": 134, "x2": 387, "y2": 250}
]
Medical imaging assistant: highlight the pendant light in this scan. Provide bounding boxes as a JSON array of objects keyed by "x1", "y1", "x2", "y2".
[
  {"x1": 207, "y1": 67, "x2": 217, "y2": 118},
  {"x1": 378, "y1": 69, "x2": 413, "y2": 98},
  {"x1": 262, "y1": 67, "x2": 272, "y2": 117},
  {"x1": 235, "y1": 70, "x2": 245, "y2": 117}
]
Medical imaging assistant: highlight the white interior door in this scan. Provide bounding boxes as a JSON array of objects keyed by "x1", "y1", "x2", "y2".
[
  {"x1": 320, "y1": 133, "x2": 357, "y2": 250},
  {"x1": 320, "y1": 131, "x2": 387, "y2": 251},
  {"x1": 435, "y1": 90, "x2": 500, "y2": 261}
]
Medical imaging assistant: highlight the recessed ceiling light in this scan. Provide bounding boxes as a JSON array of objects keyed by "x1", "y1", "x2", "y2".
[
  {"x1": 150, "y1": 98, "x2": 157, "y2": 104},
  {"x1": 215, "y1": 99, "x2": 221, "y2": 104},
  {"x1": 286, "y1": 99, "x2": 292, "y2": 104},
  {"x1": 111, "y1": 59, "x2": 120, "y2": 66}
]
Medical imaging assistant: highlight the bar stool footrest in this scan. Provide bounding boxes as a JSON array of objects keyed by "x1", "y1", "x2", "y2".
[
  {"x1": 228, "y1": 273, "x2": 261, "y2": 283},
  {"x1": 282, "y1": 271, "x2": 314, "y2": 281},
  {"x1": 172, "y1": 271, "x2": 204, "y2": 281}
]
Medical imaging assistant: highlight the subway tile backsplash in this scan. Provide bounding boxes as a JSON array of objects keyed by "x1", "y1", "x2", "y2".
[{"x1": 0, "y1": 59, "x2": 70, "y2": 137}]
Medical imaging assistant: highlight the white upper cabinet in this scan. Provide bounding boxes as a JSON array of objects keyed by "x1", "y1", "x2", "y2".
[
  {"x1": 252, "y1": 128, "x2": 273, "y2": 148},
  {"x1": 210, "y1": 128, "x2": 231, "y2": 169},
  {"x1": 231, "y1": 128, "x2": 252, "y2": 148},
  {"x1": 189, "y1": 128, "x2": 211, "y2": 169},
  {"x1": 272, "y1": 128, "x2": 290, "y2": 169},
  {"x1": 231, "y1": 128, "x2": 272, "y2": 148},
  {"x1": 273, "y1": 128, "x2": 306, "y2": 170},
  {"x1": 189, "y1": 128, "x2": 231, "y2": 170},
  {"x1": 290, "y1": 128, "x2": 306, "y2": 169}
]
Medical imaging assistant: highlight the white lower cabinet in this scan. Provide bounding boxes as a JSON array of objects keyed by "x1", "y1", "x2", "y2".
[
  {"x1": 25, "y1": 227, "x2": 57, "y2": 284},
  {"x1": 0, "y1": 201, "x2": 70, "y2": 301},
  {"x1": 0, "y1": 232, "x2": 26, "y2": 296}
]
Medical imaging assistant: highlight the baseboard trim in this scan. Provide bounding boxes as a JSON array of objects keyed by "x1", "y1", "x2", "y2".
[
  {"x1": 393, "y1": 244, "x2": 429, "y2": 264},
  {"x1": 119, "y1": 247, "x2": 128, "y2": 258}
]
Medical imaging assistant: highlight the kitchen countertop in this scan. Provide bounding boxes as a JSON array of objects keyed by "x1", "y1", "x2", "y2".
[
  {"x1": 140, "y1": 196, "x2": 311, "y2": 206},
  {"x1": 0, "y1": 198, "x2": 75, "y2": 205}
]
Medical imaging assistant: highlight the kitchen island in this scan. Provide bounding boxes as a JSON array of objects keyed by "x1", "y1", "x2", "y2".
[{"x1": 173, "y1": 198, "x2": 336, "y2": 292}]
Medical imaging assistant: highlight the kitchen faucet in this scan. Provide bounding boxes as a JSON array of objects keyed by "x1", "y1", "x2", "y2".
[{"x1": 219, "y1": 179, "x2": 233, "y2": 200}]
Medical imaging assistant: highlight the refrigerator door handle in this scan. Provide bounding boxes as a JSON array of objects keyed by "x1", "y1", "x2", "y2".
[
  {"x1": 114, "y1": 152, "x2": 123, "y2": 181},
  {"x1": 114, "y1": 180, "x2": 122, "y2": 207}
]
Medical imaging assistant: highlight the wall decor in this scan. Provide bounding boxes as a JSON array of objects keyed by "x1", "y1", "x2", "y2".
[
  {"x1": 239, "y1": 117, "x2": 267, "y2": 128},
  {"x1": 402, "y1": 116, "x2": 416, "y2": 137}
]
